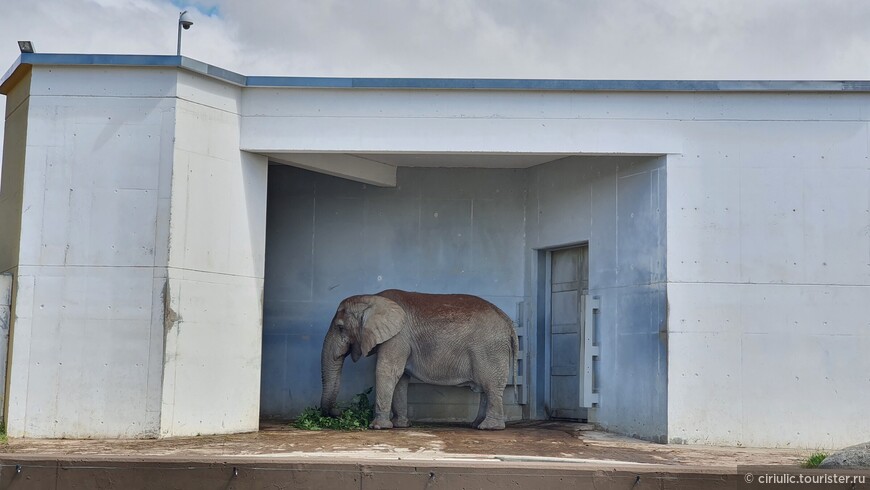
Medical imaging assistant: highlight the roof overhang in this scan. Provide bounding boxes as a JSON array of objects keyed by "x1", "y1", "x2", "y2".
[{"x1": 4, "y1": 53, "x2": 870, "y2": 96}]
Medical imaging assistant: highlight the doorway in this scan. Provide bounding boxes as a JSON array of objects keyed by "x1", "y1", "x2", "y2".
[{"x1": 546, "y1": 245, "x2": 590, "y2": 420}]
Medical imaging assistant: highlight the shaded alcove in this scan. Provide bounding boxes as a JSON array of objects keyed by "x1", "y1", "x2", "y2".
[{"x1": 259, "y1": 154, "x2": 667, "y2": 440}]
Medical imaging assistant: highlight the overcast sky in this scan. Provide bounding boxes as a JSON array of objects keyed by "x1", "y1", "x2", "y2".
[
  {"x1": 2, "y1": 0, "x2": 870, "y2": 150},
  {"x1": 4, "y1": 0, "x2": 870, "y2": 79}
]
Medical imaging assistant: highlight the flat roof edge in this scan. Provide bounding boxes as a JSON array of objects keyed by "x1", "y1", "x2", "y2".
[{"x1": 3, "y1": 53, "x2": 870, "y2": 93}]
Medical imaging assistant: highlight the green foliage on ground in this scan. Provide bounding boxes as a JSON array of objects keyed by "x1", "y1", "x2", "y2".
[
  {"x1": 803, "y1": 452, "x2": 829, "y2": 468},
  {"x1": 0, "y1": 423, "x2": 7, "y2": 444},
  {"x1": 294, "y1": 388, "x2": 374, "y2": 431}
]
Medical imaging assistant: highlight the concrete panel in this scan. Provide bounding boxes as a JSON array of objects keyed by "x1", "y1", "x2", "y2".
[
  {"x1": 312, "y1": 196, "x2": 368, "y2": 296},
  {"x1": 616, "y1": 164, "x2": 666, "y2": 287},
  {"x1": 689, "y1": 92, "x2": 870, "y2": 121},
  {"x1": 263, "y1": 195, "x2": 315, "y2": 302},
  {"x1": 16, "y1": 96, "x2": 174, "y2": 269},
  {"x1": 667, "y1": 282, "x2": 870, "y2": 448},
  {"x1": 259, "y1": 333, "x2": 289, "y2": 416},
  {"x1": 469, "y1": 198, "x2": 526, "y2": 297},
  {"x1": 242, "y1": 115, "x2": 682, "y2": 155},
  {"x1": 160, "y1": 273, "x2": 264, "y2": 436},
  {"x1": 677, "y1": 120, "x2": 869, "y2": 170},
  {"x1": 667, "y1": 330, "x2": 742, "y2": 445},
  {"x1": 1, "y1": 67, "x2": 177, "y2": 438},
  {"x1": 527, "y1": 157, "x2": 593, "y2": 249},
  {"x1": 177, "y1": 70, "x2": 241, "y2": 114},
  {"x1": 28, "y1": 66, "x2": 177, "y2": 98},
  {"x1": 242, "y1": 88, "x2": 698, "y2": 120},
  {"x1": 665, "y1": 165, "x2": 743, "y2": 283},
  {"x1": 361, "y1": 196, "x2": 424, "y2": 292},
  {"x1": 8, "y1": 266, "x2": 160, "y2": 438},
  {"x1": 665, "y1": 115, "x2": 869, "y2": 448},
  {"x1": 419, "y1": 199, "x2": 473, "y2": 293},
  {"x1": 741, "y1": 332, "x2": 870, "y2": 448},
  {"x1": 243, "y1": 88, "x2": 870, "y2": 123}
]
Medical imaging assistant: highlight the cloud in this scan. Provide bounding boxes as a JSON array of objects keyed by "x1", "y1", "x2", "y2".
[{"x1": 3, "y1": 0, "x2": 870, "y2": 79}]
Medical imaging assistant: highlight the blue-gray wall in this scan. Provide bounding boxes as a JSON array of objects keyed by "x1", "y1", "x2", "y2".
[
  {"x1": 262, "y1": 157, "x2": 666, "y2": 439},
  {"x1": 261, "y1": 165, "x2": 527, "y2": 419},
  {"x1": 525, "y1": 156, "x2": 667, "y2": 441}
]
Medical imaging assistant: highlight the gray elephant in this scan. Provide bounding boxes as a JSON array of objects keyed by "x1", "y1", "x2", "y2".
[{"x1": 320, "y1": 289, "x2": 518, "y2": 430}]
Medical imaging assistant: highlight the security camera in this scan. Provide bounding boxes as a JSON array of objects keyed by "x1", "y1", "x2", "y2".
[{"x1": 179, "y1": 11, "x2": 193, "y2": 30}]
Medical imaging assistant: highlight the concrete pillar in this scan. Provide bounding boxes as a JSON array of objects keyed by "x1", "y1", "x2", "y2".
[
  {"x1": 159, "y1": 72, "x2": 267, "y2": 436},
  {"x1": 0, "y1": 64, "x2": 267, "y2": 438}
]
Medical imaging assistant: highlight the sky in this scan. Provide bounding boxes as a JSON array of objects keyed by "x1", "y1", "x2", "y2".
[
  {"x1": 3, "y1": 0, "x2": 870, "y2": 80},
  {"x1": 2, "y1": 0, "x2": 870, "y2": 149}
]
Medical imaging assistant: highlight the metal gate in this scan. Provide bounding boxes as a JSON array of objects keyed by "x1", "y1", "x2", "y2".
[{"x1": 546, "y1": 245, "x2": 598, "y2": 420}]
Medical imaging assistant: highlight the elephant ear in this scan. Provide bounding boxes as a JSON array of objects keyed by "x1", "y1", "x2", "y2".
[{"x1": 359, "y1": 296, "x2": 406, "y2": 357}]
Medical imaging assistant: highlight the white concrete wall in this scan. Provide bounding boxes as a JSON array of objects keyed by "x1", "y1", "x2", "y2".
[
  {"x1": 2, "y1": 66, "x2": 177, "y2": 437},
  {"x1": 242, "y1": 87, "x2": 870, "y2": 448},
  {"x1": 241, "y1": 89, "x2": 681, "y2": 155},
  {"x1": 665, "y1": 101, "x2": 870, "y2": 448},
  {"x1": 160, "y1": 72, "x2": 267, "y2": 436},
  {"x1": 3, "y1": 60, "x2": 868, "y2": 447},
  {"x1": 0, "y1": 65, "x2": 268, "y2": 438}
]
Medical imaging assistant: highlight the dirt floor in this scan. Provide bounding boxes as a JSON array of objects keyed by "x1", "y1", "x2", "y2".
[{"x1": 1, "y1": 421, "x2": 812, "y2": 468}]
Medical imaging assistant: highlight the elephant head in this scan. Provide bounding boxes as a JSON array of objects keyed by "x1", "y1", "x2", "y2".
[{"x1": 319, "y1": 295, "x2": 406, "y2": 416}]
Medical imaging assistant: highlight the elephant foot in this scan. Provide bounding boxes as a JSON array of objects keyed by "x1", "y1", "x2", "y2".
[
  {"x1": 370, "y1": 417, "x2": 393, "y2": 430},
  {"x1": 392, "y1": 416, "x2": 411, "y2": 428},
  {"x1": 476, "y1": 417, "x2": 505, "y2": 430},
  {"x1": 471, "y1": 418, "x2": 485, "y2": 429}
]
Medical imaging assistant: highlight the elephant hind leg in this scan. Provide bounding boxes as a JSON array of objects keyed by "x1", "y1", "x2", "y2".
[
  {"x1": 476, "y1": 386, "x2": 506, "y2": 430},
  {"x1": 472, "y1": 392, "x2": 488, "y2": 429}
]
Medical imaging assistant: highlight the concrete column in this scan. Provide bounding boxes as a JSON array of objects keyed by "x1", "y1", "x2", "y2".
[
  {"x1": 159, "y1": 72, "x2": 268, "y2": 436},
  {"x1": 0, "y1": 65, "x2": 267, "y2": 438}
]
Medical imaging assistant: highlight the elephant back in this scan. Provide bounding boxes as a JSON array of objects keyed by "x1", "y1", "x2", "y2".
[{"x1": 376, "y1": 289, "x2": 514, "y2": 331}]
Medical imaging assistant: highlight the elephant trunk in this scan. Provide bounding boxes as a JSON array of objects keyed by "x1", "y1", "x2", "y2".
[{"x1": 320, "y1": 328, "x2": 347, "y2": 417}]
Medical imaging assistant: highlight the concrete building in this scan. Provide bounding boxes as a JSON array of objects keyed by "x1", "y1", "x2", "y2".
[{"x1": 0, "y1": 54, "x2": 867, "y2": 448}]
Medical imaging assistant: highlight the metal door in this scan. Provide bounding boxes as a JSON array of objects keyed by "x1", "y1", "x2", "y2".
[{"x1": 548, "y1": 246, "x2": 588, "y2": 420}]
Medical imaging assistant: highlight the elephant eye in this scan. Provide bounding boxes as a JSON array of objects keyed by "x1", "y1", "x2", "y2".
[{"x1": 336, "y1": 320, "x2": 345, "y2": 328}]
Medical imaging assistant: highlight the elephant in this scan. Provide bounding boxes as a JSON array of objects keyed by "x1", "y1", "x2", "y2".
[{"x1": 319, "y1": 289, "x2": 519, "y2": 430}]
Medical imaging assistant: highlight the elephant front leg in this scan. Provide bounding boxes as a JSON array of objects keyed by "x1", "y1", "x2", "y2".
[
  {"x1": 391, "y1": 374, "x2": 411, "y2": 428},
  {"x1": 371, "y1": 355, "x2": 406, "y2": 429}
]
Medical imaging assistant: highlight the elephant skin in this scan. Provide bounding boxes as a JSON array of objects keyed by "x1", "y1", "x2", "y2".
[{"x1": 319, "y1": 289, "x2": 518, "y2": 430}]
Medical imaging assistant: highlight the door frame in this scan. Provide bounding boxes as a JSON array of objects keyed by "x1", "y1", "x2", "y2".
[{"x1": 535, "y1": 241, "x2": 589, "y2": 421}]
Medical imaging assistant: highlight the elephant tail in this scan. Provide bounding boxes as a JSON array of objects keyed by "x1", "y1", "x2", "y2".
[{"x1": 511, "y1": 328, "x2": 519, "y2": 404}]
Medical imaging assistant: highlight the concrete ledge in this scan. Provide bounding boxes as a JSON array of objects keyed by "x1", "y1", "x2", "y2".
[{"x1": 6, "y1": 454, "x2": 867, "y2": 490}]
